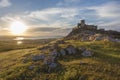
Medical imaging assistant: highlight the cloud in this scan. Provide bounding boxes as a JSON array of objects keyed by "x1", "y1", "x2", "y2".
[
  {"x1": 22, "y1": 7, "x2": 80, "y2": 28},
  {"x1": 88, "y1": 2, "x2": 120, "y2": 18},
  {"x1": 0, "y1": 28, "x2": 10, "y2": 35},
  {"x1": 28, "y1": 8, "x2": 61, "y2": 21},
  {"x1": 1, "y1": 15, "x2": 14, "y2": 22},
  {"x1": 28, "y1": 8, "x2": 79, "y2": 21},
  {"x1": 0, "y1": 0, "x2": 11, "y2": 8},
  {"x1": 98, "y1": 20, "x2": 120, "y2": 31},
  {"x1": 28, "y1": 27, "x2": 59, "y2": 32},
  {"x1": 26, "y1": 27, "x2": 72, "y2": 36},
  {"x1": 0, "y1": 8, "x2": 77, "y2": 29},
  {"x1": 57, "y1": 0, "x2": 80, "y2": 6},
  {"x1": 51, "y1": 28, "x2": 72, "y2": 36}
]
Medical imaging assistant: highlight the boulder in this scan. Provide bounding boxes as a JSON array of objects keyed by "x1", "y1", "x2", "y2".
[
  {"x1": 81, "y1": 36, "x2": 89, "y2": 41},
  {"x1": 66, "y1": 45, "x2": 76, "y2": 54},
  {"x1": 47, "y1": 62, "x2": 57, "y2": 73},
  {"x1": 50, "y1": 49, "x2": 60, "y2": 57},
  {"x1": 114, "y1": 39, "x2": 120, "y2": 42},
  {"x1": 32, "y1": 54, "x2": 45, "y2": 61},
  {"x1": 43, "y1": 56, "x2": 55, "y2": 65},
  {"x1": 89, "y1": 35, "x2": 95, "y2": 41},
  {"x1": 103, "y1": 36, "x2": 119, "y2": 42},
  {"x1": 94, "y1": 36, "x2": 103, "y2": 41},
  {"x1": 81, "y1": 50, "x2": 93, "y2": 57},
  {"x1": 43, "y1": 55, "x2": 57, "y2": 73},
  {"x1": 60, "y1": 49, "x2": 66, "y2": 56},
  {"x1": 48, "y1": 63, "x2": 57, "y2": 69},
  {"x1": 93, "y1": 34, "x2": 104, "y2": 41}
]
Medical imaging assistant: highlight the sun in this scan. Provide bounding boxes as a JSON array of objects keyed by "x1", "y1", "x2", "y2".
[{"x1": 10, "y1": 21, "x2": 27, "y2": 35}]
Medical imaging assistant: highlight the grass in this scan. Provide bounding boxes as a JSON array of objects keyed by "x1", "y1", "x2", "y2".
[
  {"x1": 0, "y1": 40, "x2": 120, "y2": 80},
  {"x1": 0, "y1": 39, "x2": 55, "y2": 52}
]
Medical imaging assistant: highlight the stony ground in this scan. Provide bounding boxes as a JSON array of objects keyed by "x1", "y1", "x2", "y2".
[{"x1": 0, "y1": 40, "x2": 120, "y2": 80}]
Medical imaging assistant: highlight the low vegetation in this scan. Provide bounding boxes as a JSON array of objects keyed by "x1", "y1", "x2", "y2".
[{"x1": 0, "y1": 40, "x2": 120, "y2": 80}]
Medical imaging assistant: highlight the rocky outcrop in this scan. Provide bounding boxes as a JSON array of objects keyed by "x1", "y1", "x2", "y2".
[
  {"x1": 32, "y1": 54, "x2": 45, "y2": 61},
  {"x1": 27, "y1": 44, "x2": 94, "y2": 73},
  {"x1": 65, "y1": 20, "x2": 120, "y2": 42}
]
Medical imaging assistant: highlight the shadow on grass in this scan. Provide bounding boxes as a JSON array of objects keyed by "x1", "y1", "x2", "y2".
[
  {"x1": 58, "y1": 53, "x2": 83, "y2": 62},
  {"x1": 93, "y1": 50, "x2": 120, "y2": 65}
]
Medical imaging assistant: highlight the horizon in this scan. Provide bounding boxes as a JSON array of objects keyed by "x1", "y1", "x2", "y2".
[{"x1": 0, "y1": 0, "x2": 120, "y2": 37}]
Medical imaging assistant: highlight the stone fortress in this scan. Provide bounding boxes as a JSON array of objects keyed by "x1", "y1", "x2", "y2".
[{"x1": 73, "y1": 20, "x2": 98, "y2": 30}]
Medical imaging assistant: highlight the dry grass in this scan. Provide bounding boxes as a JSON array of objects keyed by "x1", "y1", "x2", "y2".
[{"x1": 0, "y1": 40, "x2": 120, "y2": 80}]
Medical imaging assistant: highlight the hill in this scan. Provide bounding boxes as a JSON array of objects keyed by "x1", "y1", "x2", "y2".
[
  {"x1": 65, "y1": 20, "x2": 120, "y2": 42},
  {"x1": 0, "y1": 20, "x2": 120, "y2": 80},
  {"x1": 0, "y1": 40, "x2": 120, "y2": 80}
]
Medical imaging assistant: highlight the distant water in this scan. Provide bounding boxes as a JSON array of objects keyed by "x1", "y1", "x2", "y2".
[
  {"x1": 14, "y1": 36, "x2": 62, "y2": 40},
  {"x1": 14, "y1": 36, "x2": 63, "y2": 45},
  {"x1": 0, "y1": 36, "x2": 62, "y2": 44},
  {"x1": 17, "y1": 41, "x2": 23, "y2": 44}
]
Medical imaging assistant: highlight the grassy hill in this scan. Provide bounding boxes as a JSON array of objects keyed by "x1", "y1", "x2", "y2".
[{"x1": 0, "y1": 40, "x2": 120, "y2": 80}]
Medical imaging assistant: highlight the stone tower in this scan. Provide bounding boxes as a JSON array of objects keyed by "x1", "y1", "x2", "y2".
[{"x1": 81, "y1": 20, "x2": 85, "y2": 27}]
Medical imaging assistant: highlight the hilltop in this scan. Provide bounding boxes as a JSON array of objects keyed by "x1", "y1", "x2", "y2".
[{"x1": 65, "y1": 20, "x2": 120, "y2": 42}]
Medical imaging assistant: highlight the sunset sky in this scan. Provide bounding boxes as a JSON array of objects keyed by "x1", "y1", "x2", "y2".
[{"x1": 0, "y1": 0, "x2": 120, "y2": 36}]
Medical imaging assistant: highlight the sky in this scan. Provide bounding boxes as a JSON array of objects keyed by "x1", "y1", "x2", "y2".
[{"x1": 0, "y1": 0, "x2": 120, "y2": 36}]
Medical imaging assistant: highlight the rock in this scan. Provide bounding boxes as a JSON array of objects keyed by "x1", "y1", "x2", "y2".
[
  {"x1": 81, "y1": 36, "x2": 89, "y2": 41},
  {"x1": 114, "y1": 39, "x2": 120, "y2": 42},
  {"x1": 94, "y1": 36, "x2": 103, "y2": 41},
  {"x1": 71, "y1": 48, "x2": 76, "y2": 54},
  {"x1": 66, "y1": 48, "x2": 72, "y2": 54},
  {"x1": 43, "y1": 56, "x2": 55, "y2": 65},
  {"x1": 47, "y1": 62, "x2": 57, "y2": 73},
  {"x1": 50, "y1": 49, "x2": 60, "y2": 57},
  {"x1": 89, "y1": 35, "x2": 95, "y2": 41},
  {"x1": 32, "y1": 54, "x2": 45, "y2": 61},
  {"x1": 60, "y1": 49, "x2": 66, "y2": 56},
  {"x1": 81, "y1": 50, "x2": 93, "y2": 57},
  {"x1": 43, "y1": 56, "x2": 57, "y2": 73},
  {"x1": 66, "y1": 45, "x2": 76, "y2": 54},
  {"x1": 103, "y1": 36, "x2": 120, "y2": 42},
  {"x1": 48, "y1": 63, "x2": 57, "y2": 69},
  {"x1": 93, "y1": 34, "x2": 104, "y2": 41}
]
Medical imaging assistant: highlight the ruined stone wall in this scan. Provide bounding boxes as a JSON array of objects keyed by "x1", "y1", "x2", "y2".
[{"x1": 85, "y1": 25, "x2": 97, "y2": 30}]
